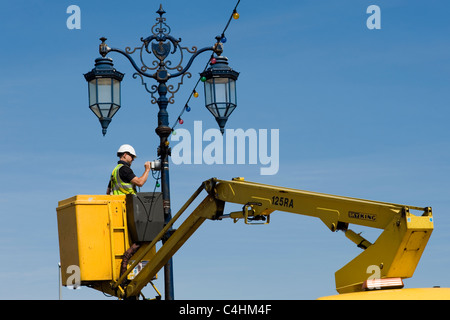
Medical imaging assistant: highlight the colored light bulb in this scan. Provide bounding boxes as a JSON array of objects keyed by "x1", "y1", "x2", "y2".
[
  {"x1": 233, "y1": 12, "x2": 239, "y2": 20},
  {"x1": 200, "y1": 76, "x2": 207, "y2": 82},
  {"x1": 156, "y1": 182, "x2": 160, "y2": 188},
  {"x1": 193, "y1": 91, "x2": 199, "y2": 98},
  {"x1": 210, "y1": 58, "x2": 217, "y2": 64},
  {"x1": 186, "y1": 106, "x2": 191, "y2": 112},
  {"x1": 172, "y1": 130, "x2": 176, "y2": 136},
  {"x1": 221, "y1": 36, "x2": 227, "y2": 43},
  {"x1": 179, "y1": 118, "x2": 184, "y2": 124}
]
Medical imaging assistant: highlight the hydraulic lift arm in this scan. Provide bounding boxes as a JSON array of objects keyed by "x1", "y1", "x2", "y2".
[{"x1": 113, "y1": 177, "x2": 433, "y2": 298}]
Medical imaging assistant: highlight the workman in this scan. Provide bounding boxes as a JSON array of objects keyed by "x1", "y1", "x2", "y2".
[
  {"x1": 107, "y1": 144, "x2": 151, "y2": 195},
  {"x1": 107, "y1": 144, "x2": 151, "y2": 278}
]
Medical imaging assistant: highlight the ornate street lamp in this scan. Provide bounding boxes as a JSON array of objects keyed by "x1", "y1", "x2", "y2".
[
  {"x1": 84, "y1": 55, "x2": 124, "y2": 136},
  {"x1": 84, "y1": 5, "x2": 238, "y2": 300},
  {"x1": 200, "y1": 56, "x2": 239, "y2": 134}
]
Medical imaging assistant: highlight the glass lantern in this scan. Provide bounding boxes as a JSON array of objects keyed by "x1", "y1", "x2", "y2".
[
  {"x1": 200, "y1": 56, "x2": 239, "y2": 134},
  {"x1": 84, "y1": 57, "x2": 124, "y2": 136}
]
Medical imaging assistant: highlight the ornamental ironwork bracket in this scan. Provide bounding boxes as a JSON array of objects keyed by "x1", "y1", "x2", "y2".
[{"x1": 98, "y1": 4, "x2": 223, "y2": 104}]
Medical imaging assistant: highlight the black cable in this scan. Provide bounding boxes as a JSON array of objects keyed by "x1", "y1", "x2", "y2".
[
  {"x1": 170, "y1": 57, "x2": 212, "y2": 129},
  {"x1": 221, "y1": 0, "x2": 241, "y2": 38},
  {"x1": 141, "y1": 169, "x2": 161, "y2": 238}
]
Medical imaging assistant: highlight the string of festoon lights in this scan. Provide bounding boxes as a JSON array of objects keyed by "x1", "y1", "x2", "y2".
[
  {"x1": 170, "y1": 0, "x2": 241, "y2": 132},
  {"x1": 149, "y1": 0, "x2": 241, "y2": 189}
]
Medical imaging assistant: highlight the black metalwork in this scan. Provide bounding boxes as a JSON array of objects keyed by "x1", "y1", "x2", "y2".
[{"x1": 95, "y1": 5, "x2": 224, "y2": 300}]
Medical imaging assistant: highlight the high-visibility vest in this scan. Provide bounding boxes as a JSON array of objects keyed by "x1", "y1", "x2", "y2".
[{"x1": 110, "y1": 164, "x2": 136, "y2": 195}]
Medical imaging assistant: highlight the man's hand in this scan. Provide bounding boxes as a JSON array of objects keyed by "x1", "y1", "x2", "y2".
[{"x1": 131, "y1": 162, "x2": 151, "y2": 187}]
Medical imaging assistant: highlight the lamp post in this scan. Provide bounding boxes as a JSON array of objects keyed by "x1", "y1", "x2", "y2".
[{"x1": 84, "y1": 5, "x2": 238, "y2": 300}]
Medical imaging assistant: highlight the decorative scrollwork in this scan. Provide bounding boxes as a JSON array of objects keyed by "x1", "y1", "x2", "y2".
[
  {"x1": 135, "y1": 5, "x2": 191, "y2": 75},
  {"x1": 166, "y1": 72, "x2": 192, "y2": 103},
  {"x1": 106, "y1": 5, "x2": 216, "y2": 104},
  {"x1": 151, "y1": 17, "x2": 170, "y2": 37},
  {"x1": 138, "y1": 43, "x2": 155, "y2": 71},
  {"x1": 182, "y1": 46, "x2": 198, "y2": 54},
  {"x1": 133, "y1": 73, "x2": 158, "y2": 103},
  {"x1": 125, "y1": 46, "x2": 141, "y2": 55}
]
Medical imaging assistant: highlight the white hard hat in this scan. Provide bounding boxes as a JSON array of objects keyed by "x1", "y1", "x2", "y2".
[{"x1": 117, "y1": 144, "x2": 137, "y2": 158}]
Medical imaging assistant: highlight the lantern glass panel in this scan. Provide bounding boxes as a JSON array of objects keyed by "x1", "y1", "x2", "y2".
[
  {"x1": 89, "y1": 105, "x2": 101, "y2": 119},
  {"x1": 97, "y1": 103, "x2": 110, "y2": 118},
  {"x1": 212, "y1": 78, "x2": 228, "y2": 109},
  {"x1": 88, "y1": 80, "x2": 97, "y2": 108},
  {"x1": 97, "y1": 78, "x2": 112, "y2": 104},
  {"x1": 108, "y1": 104, "x2": 120, "y2": 118},
  {"x1": 229, "y1": 79, "x2": 236, "y2": 108},
  {"x1": 204, "y1": 80, "x2": 214, "y2": 113},
  {"x1": 113, "y1": 79, "x2": 121, "y2": 105}
]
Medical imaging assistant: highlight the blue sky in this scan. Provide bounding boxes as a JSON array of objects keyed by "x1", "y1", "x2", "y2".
[{"x1": 1, "y1": 0, "x2": 450, "y2": 299}]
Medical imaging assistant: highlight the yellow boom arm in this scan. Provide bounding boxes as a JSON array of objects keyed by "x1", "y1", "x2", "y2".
[{"x1": 112, "y1": 177, "x2": 433, "y2": 298}]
